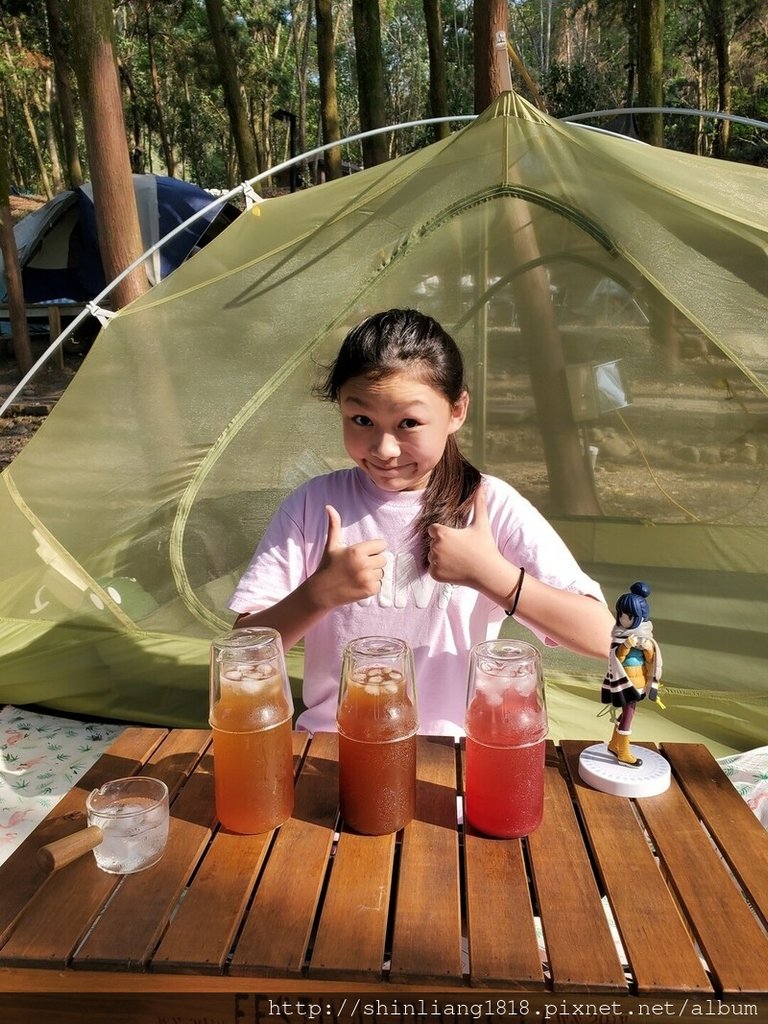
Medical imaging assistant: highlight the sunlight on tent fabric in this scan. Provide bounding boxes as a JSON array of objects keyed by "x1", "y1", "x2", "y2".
[{"x1": 0, "y1": 92, "x2": 766, "y2": 753}]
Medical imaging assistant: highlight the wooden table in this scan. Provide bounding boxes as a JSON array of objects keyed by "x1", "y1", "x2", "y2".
[
  {"x1": 0, "y1": 729, "x2": 766, "y2": 1024},
  {"x1": 0, "y1": 302, "x2": 90, "y2": 365}
]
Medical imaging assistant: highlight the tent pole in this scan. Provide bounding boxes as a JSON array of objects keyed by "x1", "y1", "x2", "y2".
[{"x1": 4, "y1": 107, "x2": 765, "y2": 417}]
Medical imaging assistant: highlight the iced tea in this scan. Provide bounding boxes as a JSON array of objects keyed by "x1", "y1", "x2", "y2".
[
  {"x1": 210, "y1": 658, "x2": 294, "y2": 834},
  {"x1": 338, "y1": 662, "x2": 417, "y2": 835}
]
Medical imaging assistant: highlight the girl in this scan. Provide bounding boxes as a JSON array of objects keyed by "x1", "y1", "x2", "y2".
[{"x1": 230, "y1": 308, "x2": 613, "y2": 735}]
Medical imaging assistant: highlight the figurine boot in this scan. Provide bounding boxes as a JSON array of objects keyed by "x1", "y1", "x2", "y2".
[{"x1": 608, "y1": 727, "x2": 642, "y2": 768}]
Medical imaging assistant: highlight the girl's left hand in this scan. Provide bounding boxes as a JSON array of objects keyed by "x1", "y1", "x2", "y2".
[{"x1": 426, "y1": 486, "x2": 506, "y2": 590}]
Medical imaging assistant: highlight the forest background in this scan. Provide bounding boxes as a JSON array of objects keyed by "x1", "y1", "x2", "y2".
[
  {"x1": 1, "y1": 0, "x2": 768, "y2": 380},
  {"x1": 3, "y1": 0, "x2": 768, "y2": 205}
]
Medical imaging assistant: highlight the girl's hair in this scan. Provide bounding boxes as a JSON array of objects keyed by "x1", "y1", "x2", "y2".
[
  {"x1": 319, "y1": 308, "x2": 481, "y2": 560},
  {"x1": 614, "y1": 581, "x2": 651, "y2": 629}
]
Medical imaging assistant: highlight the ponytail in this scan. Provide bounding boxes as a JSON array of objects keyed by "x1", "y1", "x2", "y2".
[{"x1": 415, "y1": 434, "x2": 481, "y2": 564}]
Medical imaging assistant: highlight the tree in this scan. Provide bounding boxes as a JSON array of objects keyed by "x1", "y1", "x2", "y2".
[
  {"x1": 698, "y1": 0, "x2": 733, "y2": 157},
  {"x1": 637, "y1": 0, "x2": 665, "y2": 147},
  {"x1": 44, "y1": 0, "x2": 83, "y2": 187},
  {"x1": 473, "y1": 0, "x2": 601, "y2": 515},
  {"x1": 68, "y1": 0, "x2": 148, "y2": 308},
  {"x1": 352, "y1": 0, "x2": 388, "y2": 166},
  {"x1": 142, "y1": 0, "x2": 176, "y2": 177},
  {"x1": 289, "y1": 0, "x2": 313, "y2": 180},
  {"x1": 204, "y1": 0, "x2": 259, "y2": 181},
  {"x1": 423, "y1": 0, "x2": 449, "y2": 140},
  {"x1": 316, "y1": 0, "x2": 342, "y2": 179},
  {"x1": 3, "y1": 22, "x2": 54, "y2": 200},
  {"x1": 474, "y1": 0, "x2": 512, "y2": 111},
  {"x1": 0, "y1": 139, "x2": 33, "y2": 375}
]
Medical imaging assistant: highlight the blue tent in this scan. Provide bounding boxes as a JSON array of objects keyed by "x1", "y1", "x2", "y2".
[{"x1": 1, "y1": 174, "x2": 240, "y2": 303}]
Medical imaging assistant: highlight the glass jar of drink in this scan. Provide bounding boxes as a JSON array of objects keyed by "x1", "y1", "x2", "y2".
[
  {"x1": 337, "y1": 636, "x2": 418, "y2": 835},
  {"x1": 464, "y1": 640, "x2": 547, "y2": 838},
  {"x1": 209, "y1": 627, "x2": 294, "y2": 834}
]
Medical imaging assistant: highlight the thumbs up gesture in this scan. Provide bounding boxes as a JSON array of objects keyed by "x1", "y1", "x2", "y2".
[
  {"x1": 427, "y1": 486, "x2": 503, "y2": 590},
  {"x1": 312, "y1": 505, "x2": 389, "y2": 610}
]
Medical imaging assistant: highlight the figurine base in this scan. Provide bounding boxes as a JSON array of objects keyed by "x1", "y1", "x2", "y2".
[{"x1": 578, "y1": 742, "x2": 671, "y2": 797}]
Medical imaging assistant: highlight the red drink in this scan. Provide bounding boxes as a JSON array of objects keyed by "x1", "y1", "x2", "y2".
[
  {"x1": 464, "y1": 643, "x2": 547, "y2": 839},
  {"x1": 337, "y1": 658, "x2": 418, "y2": 835},
  {"x1": 210, "y1": 633, "x2": 294, "y2": 835},
  {"x1": 465, "y1": 734, "x2": 545, "y2": 838}
]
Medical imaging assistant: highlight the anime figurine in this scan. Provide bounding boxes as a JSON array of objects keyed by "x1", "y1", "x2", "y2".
[{"x1": 601, "y1": 581, "x2": 662, "y2": 767}]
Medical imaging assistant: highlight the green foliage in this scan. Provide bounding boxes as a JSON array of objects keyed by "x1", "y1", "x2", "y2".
[
  {"x1": 5, "y1": 0, "x2": 768, "y2": 198},
  {"x1": 540, "y1": 62, "x2": 605, "y2": 119}
]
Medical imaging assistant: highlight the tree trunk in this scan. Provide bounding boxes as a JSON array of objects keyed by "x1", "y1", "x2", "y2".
[
  {"x1": 68, "y1": 0, "x2": 148, "y2": 308},
  {"x1": 145, "y1": 1, "x2": 175, "y2": 177},
  {"x1": 43, "y1": 75, "x2": 65, "y2": 194},
  {"x1": 316, "y1": 0, "x2": 342, "y2": 180},
  {"x1": 4, "y1": 38, "x2": 54, "y2": 200},
  {"x1": 423, "y1": 0, "x2": 450, "y2": 141},
  {"x1": 636, "y1": 0, "x2": 665, "y2": 147},
  {"x1": 44, "y1": 0, "x2": 83, "y2": 188},
  {"x1": 204, "y1": 0, "x2": 259, "y2": 182},
  {"x1": 21, "y1": 97, "x2": 54, "y2": 201},
  {"x1": 0, "y1": 144, "x2": 33, "y2": 375},
  {"x1": 474, "y1": 1, "x2": 601, "y2": 515},
  {"x1": 118, "y1": 60, "x2": 145, "y2": 174},
  {"x1": 706, "y1": 0, "x2": 732, "y2": 157},
  {"x1": 696, "y1": 47, "x2": 706, "y2": 156},
  {"x1": 289, "y1": 0, "x2": 311, "y2": 182},
  {"x1": 352, "y1": 0, "x2": 389, "y2": 167},
  {"x1": 474, "y1": 0, "x2": 512, "y2": 112},
  {"x1": 250, "y1": 94, "x2": 268, "y2": 183}
]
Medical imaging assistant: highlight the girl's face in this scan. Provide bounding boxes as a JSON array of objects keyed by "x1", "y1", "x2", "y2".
[
  {"x1": 618, "y1": 611, "x2": 635, "y2": 629},
  {"x1": 339, "y1": 370, "x2": 469, "y2": 492}
]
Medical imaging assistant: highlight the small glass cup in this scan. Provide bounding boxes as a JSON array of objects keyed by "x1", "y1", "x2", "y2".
[
  {"x1": 337, "y1": 636, "x2": 418, "y2": 835},
  {"x1": 209, "y1": 627, "x2": 295, "y2": 834},
  {"x1": 86, "y1": 776, "x2": 169, "y2": 874},
  {"x1": 464, "y1": 640, "x2": 547, "y2": 838}
]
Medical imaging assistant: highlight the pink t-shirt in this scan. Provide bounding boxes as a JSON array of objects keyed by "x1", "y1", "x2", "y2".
[{"x1": 230, "y1": 469, "x2": 604, "y2": 735}]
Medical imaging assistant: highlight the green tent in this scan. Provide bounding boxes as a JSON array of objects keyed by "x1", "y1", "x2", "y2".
[{"x1": 1, "y1": 93, "x2": 766, "y2": 755}]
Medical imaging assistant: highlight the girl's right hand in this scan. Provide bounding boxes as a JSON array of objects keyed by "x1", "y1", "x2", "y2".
[{"x1": 310, "y1": 505, "x2": 388, "y2": 610}]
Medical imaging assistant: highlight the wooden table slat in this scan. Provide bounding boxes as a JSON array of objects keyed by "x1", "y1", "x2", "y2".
[
  {"x1": 0, "y1": 728, "x2": 168, "y2": 952},
  {"x1": 229, "y1": 732, "x2": 340, "y2": 977},
  {"x1": 560, "y1": 740, "x2": 712, "y2": 995},
  {"x1": 72, "y1": 749, "x2": 216, "y2": 969},
  {"x1": 662, "y1": 742, "x2": 768, "y2": 929},
  {"x1": 138, "y1": 729, "x2": 211, "y2": 800},
  {"x1": 0, "y1": 730, "x2": 204, "y2": 968},
  {"x1": 152, "y1": 732, "x2": 309, "y2": 974},
  {"x1": 527, "y1": 742, "x2": 627, "y2": 994},
  {"x1": 308, "y1": 830, "x2": 395, "y2": 981},
  {"x1": 635, "y1": 754, "x2": 768, "y2": 995},
  {"x1": 389, "y1": 736, "x2": 463, "y2": 985},
  {"x1": 464, "y1": 826, "x2": 545, "y2": 988}
]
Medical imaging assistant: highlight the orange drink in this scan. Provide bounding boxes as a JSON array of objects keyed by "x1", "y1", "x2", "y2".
[
  {"x1": 209, "y1": 628, "x2": 294, "y2": 834},
  {"x1": 337, "y1": 637, "x2": 418, "y2": 835}
]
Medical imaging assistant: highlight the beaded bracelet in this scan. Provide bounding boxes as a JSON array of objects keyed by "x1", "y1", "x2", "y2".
[{"x1": 504, "y1": 568, "x2": 526, "y2": 617}]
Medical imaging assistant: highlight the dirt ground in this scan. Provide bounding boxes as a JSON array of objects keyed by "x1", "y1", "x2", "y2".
[
  {"x1": 9, "y1": 192, "x2": 46, "y2": 223},
  {"x1": 0, "y1": 350, "x2": 79, "y2": 471},
  {"x1": 0, "y1": 195, "x2": 77, "y2": 468}
]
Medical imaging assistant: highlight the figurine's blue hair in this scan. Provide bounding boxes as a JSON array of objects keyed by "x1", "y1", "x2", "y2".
[{"x1": 615, "y1": 581, "x2": 651, "y2": 629}]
